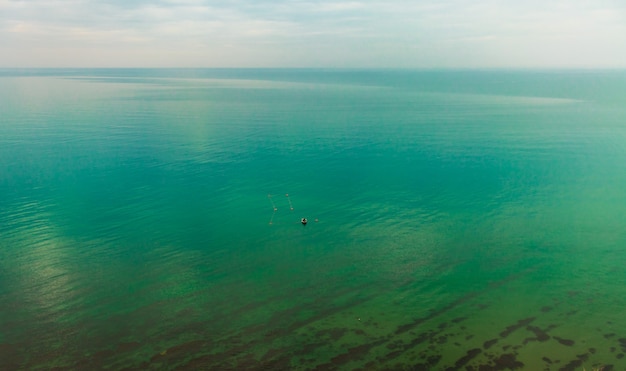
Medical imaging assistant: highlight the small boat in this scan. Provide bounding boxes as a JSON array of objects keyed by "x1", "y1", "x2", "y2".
[{"x1": 301, "y1": 218, "x2": 308, "y2": 225}]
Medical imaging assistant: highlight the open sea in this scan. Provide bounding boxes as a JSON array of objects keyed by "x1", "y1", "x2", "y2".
[{"x1": 1, "y1": 69, "x2": 626, "y2": 370}]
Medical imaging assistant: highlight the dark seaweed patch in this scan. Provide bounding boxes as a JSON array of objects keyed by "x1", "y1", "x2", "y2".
[
  {"x1": 411, "y1": 354, "x2": 442, "y2": 370},
  {"x1": 558, "y1": 360, "x2": 582, "y2": 371},
  {"x1": 324, "y1": 338, "x2": 387, "y2": 368},
  {"x1": 450, "y1": 348, "x2": 481, "y2": 369},
  {"x1": 617, "y1": 353, "x2": 624, "y2": 359},
  {"x1": 619, "y1": 338, "x2": 626, "y2": 353},
  {"x1": 174, "y1": 352, "x2": 228, "y2": 370},
  {"x1": 315, "y1": 327, "x2": 348, "y2": 341},
  {"x1": 359, "y1": 360, "x2": 377, "y2": 371},
  {"x1": 478, "y1": 353, "x2": 524, "y2": 370},
  {"x1": 293, "y1": 341, "x2": 326, "y2": 356},
  {"x1": 0, "y1": 344, "x2": 19, "y2": 371},
  {"x1": 553, "y1": 336, "x2": 575, "y2": 346},
  {"x1": 383, "y1": 349, "x2": 405, "y2": 362},
  {"x1": 395, "y1": 322, "x2": 417, "y2": 335},
  {"x1": 557, "y1": 353, "x2": 588, "y2": 371},
  {"x1": 234, "y1": 353, "x2": 258, "y2": 369},
  {"x1": 499, "y1": 318, "x2": 535, "y2": 338},
  {"x1": 428, "y1": 355, "x2": 442, "y2": 365},
  {"x1": 409, "y1": 362, "x2": 431, "y2": 371},
  {"x1": 540, "y1": 306, "x2": 552, "y2": 312},
  {"x1": 483, "y1": 339, "x2": 498, "y2": 349},
  {"x1": 542, "y1": 357, "x2": 552, "y2": 364},
  {"x1": 149, "y1": 339, "x2": 207, "y2": 363},
  {"x1": 382, "y1": 327, "x2": 448, "y2": 363},
  {"x1": 524, "y1": 326, "x2": 550, "y2": 343},
  {"x1": 66, "y1": 340, "x2": 145, "y2": 370},
  {"x1": 604, "y1": 333, "x2": 616, "y2": 339},
  {"x1": 394, "y1": 292, "x2": 480, "y2": 335},
  {"x1": 407, "y1": 331, "x2": 437, "y2": 350}
]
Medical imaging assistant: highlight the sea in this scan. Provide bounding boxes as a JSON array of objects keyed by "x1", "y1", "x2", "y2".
[{"x1": 1, "y1": 69, "x2": 625, "y2": 370}]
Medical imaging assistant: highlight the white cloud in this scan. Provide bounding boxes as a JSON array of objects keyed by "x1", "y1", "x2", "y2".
[{"x1": 1, "y1": 0, "x2": 625, "y2": 67}]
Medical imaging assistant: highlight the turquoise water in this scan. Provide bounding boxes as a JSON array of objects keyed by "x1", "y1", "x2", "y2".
[{"x1": 1, "y1": 69, "x2": 626, "y2": 370}]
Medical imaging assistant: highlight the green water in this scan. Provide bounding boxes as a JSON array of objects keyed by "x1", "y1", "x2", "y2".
[{"x1": 1, "y1": 69, "x2": 626, "y2": 370}]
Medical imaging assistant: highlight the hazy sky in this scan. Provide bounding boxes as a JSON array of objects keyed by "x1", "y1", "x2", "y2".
[{"x1": 1, "y1": 0, "x2": 625, "y2": 68}]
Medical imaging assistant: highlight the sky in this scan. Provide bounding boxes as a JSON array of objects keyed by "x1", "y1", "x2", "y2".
[{"x1": 1, "y1": 0, "x2": 625, "y2": 68}]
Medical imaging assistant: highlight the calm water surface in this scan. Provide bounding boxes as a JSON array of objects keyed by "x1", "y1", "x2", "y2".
[{"x1": 1, "y1": 69, "x2": 626, "y2": 370}]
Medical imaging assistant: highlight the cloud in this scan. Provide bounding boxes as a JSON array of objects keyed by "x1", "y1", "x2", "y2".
[{"x1": 1, "y1": 0, "x2": 625, "y2": 67}]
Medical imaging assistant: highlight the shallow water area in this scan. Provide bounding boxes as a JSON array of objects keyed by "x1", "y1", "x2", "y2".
[{"x1": 1, "y1": 69, "x2": 626, "y2": 370}]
